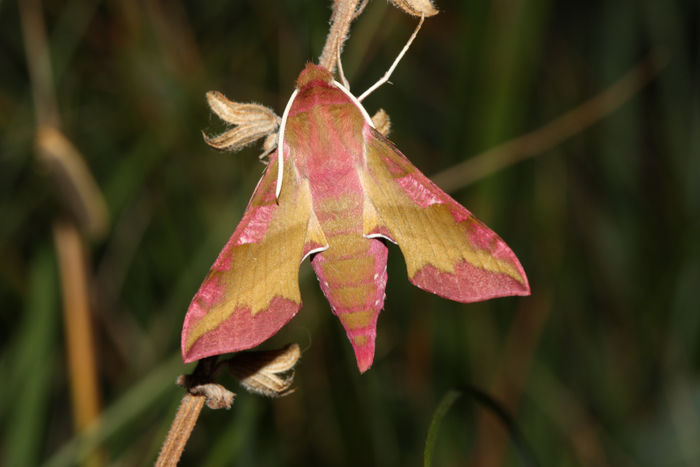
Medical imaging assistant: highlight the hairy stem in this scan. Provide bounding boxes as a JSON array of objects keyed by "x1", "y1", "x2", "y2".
[
  {"x1": 319, "y1": 0, "x2": 361, "y2": 73},
  {"x1": 154, "y1": 394, "x2": 206, "y2": 467}
]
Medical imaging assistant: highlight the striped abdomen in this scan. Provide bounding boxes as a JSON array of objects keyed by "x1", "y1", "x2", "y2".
[{"x1": 310, "y1": 190, "x2": 388, "y2": 373}]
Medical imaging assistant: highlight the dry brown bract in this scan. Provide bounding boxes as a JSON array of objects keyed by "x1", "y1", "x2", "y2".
[
  {"x1": 371, "y1": 109, "x2": 391, "y2": 136},
  {"x1": 176, "y1": 374, "x2": 235, "y2": 410},
  {"x1": 389, "y1": 0, "x2": 438, "y2": 17},
  {"x1": 228, "y1": 343, "x2": 301, "y2": 397},
  {"x1": 203, "y1": 91, "x2": 280, "y2": 153}
]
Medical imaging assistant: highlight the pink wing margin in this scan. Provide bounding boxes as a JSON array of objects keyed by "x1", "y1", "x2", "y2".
[
  {"x1": 181, "y1": 151, "x2": 317, "y2": 363},
  {"x1": 361, "y1": 128, "x2": 530, "y2": 302}
]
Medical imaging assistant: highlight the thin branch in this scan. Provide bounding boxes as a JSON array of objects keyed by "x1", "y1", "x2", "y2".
[
  {"x1": 53, "y1": 220, "x2": 104, "y2": 467},
  {"x1": 358, "y1": 15, "x2": 424, "y2": 102},
  {"x1": 431, "y1": 49, "x2": 668, "y2": 193},
  {"x1": 154, "y1": 393, "x2": 206, "y2": 467},
  {"x1": 154, "y1": 345, "x2": 300, "y2": 466},
  {"x1": 19, "y1": 4, "x2": 107, "y2": 467},
  {"x1": 154, "y1": 357, "x2": 233, "y2": 467},
  {"x1": 17, "y1": 0, "x2": 60, "y2": 128},
  {"x1": 319, "y1": 0, "x2": 361, "y2": 73}
]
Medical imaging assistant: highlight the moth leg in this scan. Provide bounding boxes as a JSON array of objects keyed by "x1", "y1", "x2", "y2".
[
  {"x1": 358, "y1": 15, "x2": 424, "y2": 102},
  {"x1": 258, "y1": 132, "x2": 278, "y2": 165}
]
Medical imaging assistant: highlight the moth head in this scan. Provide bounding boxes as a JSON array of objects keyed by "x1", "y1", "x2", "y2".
[{"x1": 296, "y1": 63, "x2": 334, "y2": 90}]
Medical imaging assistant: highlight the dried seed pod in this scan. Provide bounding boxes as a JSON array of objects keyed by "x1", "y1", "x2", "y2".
[
  {"x1": 371, "y1": 109, "x2": 391, "y2": 136},
  {"x1": 389, "y1": 0, "x2": 438, "y2": 17},
  {"x1": 204, "y1": 91, "x2": 280, "y2": 152},
  {"x1": 176, "y1": 375, "x2": 235, "y2": 410},
  {"x1": 203, "y1": 122, "x2": 278, "y2": 151},
  {"x1": 206, "y1": 91, "x2": 278, "y2": 125},
  {"x1": 188, "y1": 383, "x2": 235, "y2": 409},
  {"x1": 228, "y1": 343, "x2": 301, "y2": 397}
]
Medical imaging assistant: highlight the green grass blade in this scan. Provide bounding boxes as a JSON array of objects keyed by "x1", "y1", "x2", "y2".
[
  {"x1": 423, "y1": 389, "x2": 461, "y2": 467},
  {"x1": 41, "y1": 354, "x2": 185, "y2": 467},
  {"x1": 424, "y1": 387, "x2": 540, "y2": 467},
  {"x1": 4, "y1": 247, "x2": 58, "y2": 467}
]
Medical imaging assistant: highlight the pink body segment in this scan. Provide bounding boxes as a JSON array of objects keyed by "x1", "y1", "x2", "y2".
[{"x1": 285, "y1": 71, "x2": 388, "y2": 373}]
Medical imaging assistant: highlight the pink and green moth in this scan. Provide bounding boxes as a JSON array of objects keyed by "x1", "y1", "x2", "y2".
[{"x1": 182, "y1": 60, "x2": 530, "y2": 373}]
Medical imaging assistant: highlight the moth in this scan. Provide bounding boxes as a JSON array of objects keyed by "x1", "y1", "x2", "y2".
[{"x1": 182, "y1": 59, "x2": 530, "y2": 374}]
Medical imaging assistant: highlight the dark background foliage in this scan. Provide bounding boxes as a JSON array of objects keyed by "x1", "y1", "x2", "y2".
[{"x1": 2, "y1": 0, "x2": 699, "y2": 466}]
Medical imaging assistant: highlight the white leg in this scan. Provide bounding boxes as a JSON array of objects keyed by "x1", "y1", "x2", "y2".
[
  {"x1": 258, "y1": 142, "x2": 277, "y2": 164},
  {"x1": 358, "y1": 15, "x2": 424, "y2": 102}
]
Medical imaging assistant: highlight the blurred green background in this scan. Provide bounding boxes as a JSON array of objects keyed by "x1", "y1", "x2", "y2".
[{"x1": 2, "y1": 0, "x2": 699, "y2": 466}]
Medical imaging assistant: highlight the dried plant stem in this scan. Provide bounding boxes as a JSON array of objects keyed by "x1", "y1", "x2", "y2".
[
  {"x1": 20, "y1": 2, "x2": 106, "y2": 466},
  {"x1": 358, "y1": 15, "x2": 424, "y2": 102},
  {"x1": 154, "y1": 358, "x2": 226, "y2": 467},
  {"x1": 53, "y1": 220, "x2": 103, "y2": 467},
  {"x1": 154, "y1": 394, "x2": 206, "y2": 467},
  {"x1": 319, "y1": 0, "x2": 361, "y2": 73},
  {"x1": 431, "y1": 49, "x2": 667, "y2": 193},
  {"x1": 154, "y1": 345, "x2": 299, "y2": 466},
  {"x1": 17, "y1": 0, "x2": 60, "y2": 128}
]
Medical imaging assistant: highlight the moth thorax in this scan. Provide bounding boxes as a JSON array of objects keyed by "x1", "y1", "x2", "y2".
[{"x1": 296, "y1": 63, "x2": 334, "y2": 90}]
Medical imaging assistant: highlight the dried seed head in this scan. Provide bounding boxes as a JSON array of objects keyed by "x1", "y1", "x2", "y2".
[
  {"x1": 206, "y1": 91, "x2": 278, "y2": 125},
  {"x1": 371, "y1": 109, "x2": 391, "y2": 136},
  {"x1": 204, "y1": 91, "x2": 280, "y2": 152},
  {"x1": 189, "y1": 383, "x2": 235, "y2": 409},
  {"x1": 228, "y1": 343, "x2": 301, "y2": 397},
  {"x1": 203, "y1": 123, "x2": 277, "y2": 151},
  {"x1": 176, "y1": 375, "x2": 235, "y2": 410},
  {"x1": 389, "y1": 0, "x2": 438, "y2": 17}
]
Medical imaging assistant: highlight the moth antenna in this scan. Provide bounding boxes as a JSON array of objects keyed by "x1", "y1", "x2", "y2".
[
  {"x1": 358, "y1": 15, "x2": 424, "y2": 102},
  {"x1": 276, "y1": 89, "x2": 299, "y2": 199},
  {"x1": 336, "y1": 39, "x2": 350, "y2": 90}
]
